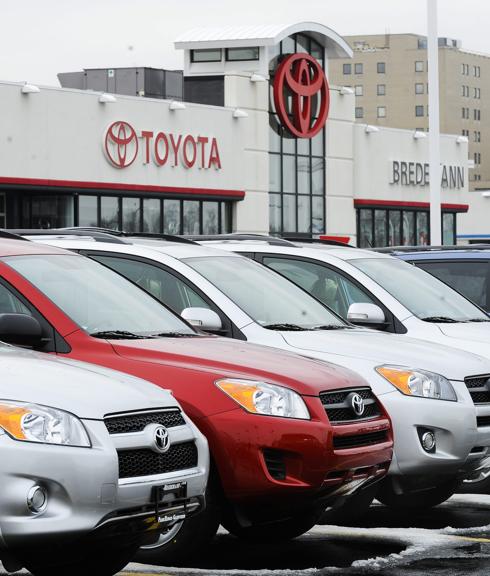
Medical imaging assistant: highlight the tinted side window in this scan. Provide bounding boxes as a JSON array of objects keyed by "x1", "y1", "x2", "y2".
[
  {"x1": 0, "y1": 283, "x2": 32, "y2": 315},
  {"x1": 415, "y1": 260, "x2": 489, "y2": 310},
  {"x1": 263, "y1": 256, "x2": 376, "y2": 318},
  {"x1": 91, "y1": 255, "x2": 209, "y2": 314}
]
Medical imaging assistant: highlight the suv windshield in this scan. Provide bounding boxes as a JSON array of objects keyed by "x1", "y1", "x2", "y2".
[
  {"x1": 185, "y1": 256, "x2": 346, "y2": 329},
  {"x1": 4, "y1": 254, "x2": 195, "y2": 336},
  {"x1": 351, "y1": 257, "x2": 488, "y2": 322}
]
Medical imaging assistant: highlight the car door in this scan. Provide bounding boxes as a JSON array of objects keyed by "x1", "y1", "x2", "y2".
[
  {"x1": 79, "y1": 251, "x2": 245, "y2": 339},
  {"x1": 254, "y1": 253, "x2": 406, "y2": 333}
]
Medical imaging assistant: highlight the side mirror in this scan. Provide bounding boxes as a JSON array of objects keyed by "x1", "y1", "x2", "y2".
[
  {"x1": 181, "y1": 307, "x2": 223, "y2": 332},
  {"x1": 347, "y1": 303, "x2": 386, "y2": 326},
  {"x1": 0, "y1": 314, "x2": 43, "y2": 347}
]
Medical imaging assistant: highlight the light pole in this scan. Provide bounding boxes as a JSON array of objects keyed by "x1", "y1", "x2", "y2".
[{"x1": 427, "y1": 0, "x2": 442, "y2": 245}]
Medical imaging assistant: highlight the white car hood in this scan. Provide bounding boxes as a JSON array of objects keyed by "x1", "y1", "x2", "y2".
[
  {"x1": 0, "y1": 345, "x2": 179, "y2": 419},
  {"x1": 280, "y1": 327, "x2": 490, "y2": 381},
  {"x1": 437, "y1": 321, "x2": 490, "y2": 341}
]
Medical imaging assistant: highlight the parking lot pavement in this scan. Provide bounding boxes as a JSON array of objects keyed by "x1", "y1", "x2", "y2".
[{"x1": 2, "y1": 495, "x2": 489, "y2": 576}]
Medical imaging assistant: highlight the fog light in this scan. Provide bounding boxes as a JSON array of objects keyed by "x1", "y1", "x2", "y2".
[
  {"x1": 27, "y1": 485, "x2": 48, "y2": 514},
  {"x1": 421, "y1": 431, "x2": 436, "y2": 452}
]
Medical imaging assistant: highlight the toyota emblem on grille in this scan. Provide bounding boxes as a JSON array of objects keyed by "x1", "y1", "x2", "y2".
[
  {"x1": 153, "y1": 425, "x2": 170, "y2": 453},
  {"x1": 349, "y1": 393, "x2": 365, "y2": 417}
]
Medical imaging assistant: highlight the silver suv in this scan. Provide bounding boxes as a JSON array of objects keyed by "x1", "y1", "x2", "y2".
[{"x1": 0, "y1": 345, "x2": 208, "y2": 576}]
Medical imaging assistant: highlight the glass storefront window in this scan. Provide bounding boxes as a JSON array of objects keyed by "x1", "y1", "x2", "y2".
[
  {"x1": 100, "y1": 197, "x2": 119, "y2": 230},
  {"x1": 402, "y1": 211, "x2": 415, "y2": 245},
  {"x1": 27, "y1": 195, "x2": 74, "y2": 229},
  {"x1": 122, "y1": 198, "x2": 140, "y2": 232},
  {"x1": 311, "y1": 158, "x2": 324, "y2": 195},
  {"x1": 79, "y1": 196, "x2": 98, "y2": 227},
  {"x1": 442, "y1": 213, "x2": 456, "y2": 245},
  {"x1": 388, "y1": 210, "x2": 401, "y2": 246},
  {"x1": 202, "y1": 202, "x2": 219, "y2": 234},
  {"x1": 270, "y1": 154, "x2": 281, "y2": 192},
  {"x1": 183, "y1": 201, "x2": 200, "y2": 235},
  {"x1": 416, "y1": 211, "x2": 429, "y2": 245},
  {"x1": 143, "y1": 198, "x2": 161, "y2": 233},
  {"x1": 298, "y1": 195, "x2": 311, "y2": 233},
  {"x1": 312, "y1": 196, "x2": 324, "y2": 235},
  {"x1": 269, "y1": 194, "x2": 281, "y2": 234},
  {"x1": 374, "y1": 209, "x2": 387, "y2": 247},
  {"x1": 283, "y1": 155, "x2": 296, "y2": 193},
  {"x1": 164, "y1": 199, "x2": 180, "y2": 234},
  {"x1": 283, "y1": 195, "x2": 296, "y2": 232},
  {"x1": 359, "y1": 209, "x2": 373, "y2": 248},
  {"x1": 297, "y1": 156, "x2": 311, "y2": 195}
]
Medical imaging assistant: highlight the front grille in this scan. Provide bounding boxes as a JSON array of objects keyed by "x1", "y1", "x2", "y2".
[
  {"x1": 464, "y1": 376, "x2": 490, "y2": 405},
  {"x1": 105, "y1": 409, "x2": 186, "y2": 434},
  {"x1": 118, "y1": 442, "x2": 197, "y2": 479},
  {"x1": 263, "y1": 449, "x2": 286, "y2": 480},
  {"x1": 320, "y1": 388, "x2": 381, "y2": 423},
  {"x1": 333, "y1": 430, "x2": 388, "y2": 450},
  {"x1": 477, "y1": 415, "x2": 490, "y2": 427}
]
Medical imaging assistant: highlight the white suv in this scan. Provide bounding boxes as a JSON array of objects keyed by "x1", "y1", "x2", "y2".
[
  {"x1": 0, "y1": 344, "x2": 208, "y2": 576},
  {"x1": 28, "y1": 232, "x2": 490, "y2": 509}
]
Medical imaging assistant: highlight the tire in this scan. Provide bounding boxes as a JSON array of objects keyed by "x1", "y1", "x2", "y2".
[
  {"x1": 376, "y1": 478, "x2": 458, "y2": 509},
  {"x1": 458, "y1": 474, "x2": 490, "y2": 494},
  {"x1": 222, "y1": 508, "x2": 322, "y2": 542},
  {"x1": 22, "y1": 540, "x2": 139, "y2": 576},
  {"x1": 134, "y1": 479, "x2": 221, "y2": 566},
  {"x1": 319, "y1": 482, "x2": 378, "y2": 525}
]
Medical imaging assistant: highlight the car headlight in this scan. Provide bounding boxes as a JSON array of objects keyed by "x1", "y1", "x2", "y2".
[
  {"x1": 376, "y1": 366, "x2": 457, "y2": 401},
  {"x1": 0, "y1": 401, "x2": 91, "y2": 447},
  {"x1": 216, "y1": 379, "x2": 310, "y2": 419}
]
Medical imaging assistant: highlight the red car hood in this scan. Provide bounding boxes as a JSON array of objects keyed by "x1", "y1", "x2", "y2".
[{"x1": 109, "y1": 336, "x2": 368, "y2": 396}]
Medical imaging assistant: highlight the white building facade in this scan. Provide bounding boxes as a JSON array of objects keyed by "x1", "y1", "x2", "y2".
[{"x1": 0, "y1": 22, "x2": 476, "y2": 246}]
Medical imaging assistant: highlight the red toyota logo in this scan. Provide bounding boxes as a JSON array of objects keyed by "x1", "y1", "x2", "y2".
[
  {"x1": 104, "y1": 121, "x2": 139, "y2": 168},
  {"x1": 273, "y1": 53, "x2": 329, "y2": 139}
]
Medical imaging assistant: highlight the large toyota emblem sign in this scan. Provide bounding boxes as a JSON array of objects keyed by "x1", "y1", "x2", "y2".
[
  {"x1": 104, "y1": 121, "x2": 139, "y2": 168},
  {"x1": 273, "y1": 53, "x2": 330, "y2": 139}
]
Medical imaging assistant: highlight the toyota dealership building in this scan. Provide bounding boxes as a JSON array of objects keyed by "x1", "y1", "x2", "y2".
[{"x1": 0, "y1": 22, "x2": 481, "y2": 246}]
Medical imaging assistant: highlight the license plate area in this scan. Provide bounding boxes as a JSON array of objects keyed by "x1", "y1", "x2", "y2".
[{"x1": 152, "y1": 481, "x2": 187, "y2": 505}]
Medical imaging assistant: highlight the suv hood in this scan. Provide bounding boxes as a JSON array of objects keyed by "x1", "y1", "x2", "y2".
[
  {"x1": 109, "y1": 336, "x2": 370, "y2": 396},
  {"x1": 0, "y1": 345, "x2": 179, "y2": 419},
  {"x1": 278, "y1": 328, "x2": 490, "y2": 381}
]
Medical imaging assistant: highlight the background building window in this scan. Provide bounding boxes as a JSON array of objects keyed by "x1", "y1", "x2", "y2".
[
  {"x1": 377, "y1": 84, "x2": 386, "y2": 96},
  {"x1": 415, "y1": 105, "x2": 424, "y2": 117},
  {"x1": 225, "y1": 47, "x2": 260, "y2": 61},
  {"x1": 354, "y1": 63, "x2": 363, "y2": 74},
  {"x1": 343, "y1": 63, "x2": 351, "y2": 74},
  {"x1": 377, "y1": 62, "x2": 386, "y2": 73},
  {"x1": 355, "y1": 107, "x2": 364, "y2": 119},
  {"x1": 415, "y1": 83, "x2": 424, "y2": 94},
  {"x1": 355, "y1": 85, "x2": 363, "y2": 96},
  {"x1": 377, "y1": 106, "x2": 386, "y2": 118},
  {"x1": 415, "y1": 61, "x2": 424, "y2": 72},
  {"x1": 190, "y1": 48, "x2": 222, "y2": 63}
]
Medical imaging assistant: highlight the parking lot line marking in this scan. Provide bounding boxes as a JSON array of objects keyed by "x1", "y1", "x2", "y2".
[
  {"x1": 450, "y1": 535, "x2": 490, "y2": 543},
  {"x1": 121, "y1": 572, "x2": 173, "y2": 576}
]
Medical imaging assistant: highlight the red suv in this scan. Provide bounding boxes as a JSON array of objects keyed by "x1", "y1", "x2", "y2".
[{"x1": 0, "y1": 238, "x2": 392, "y2": 562}]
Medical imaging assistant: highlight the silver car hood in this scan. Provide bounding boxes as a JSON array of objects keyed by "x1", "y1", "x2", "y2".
[
  {"x1": 0, "y1": 345, "x2": 178, "y2": 419},
  {"x1": 279, "y1": 328, "x2": 490, "y2": 381}
]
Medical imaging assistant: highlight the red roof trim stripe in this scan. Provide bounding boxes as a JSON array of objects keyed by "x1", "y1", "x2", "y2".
[
  {"x1": 353, "y1": 199, "x2": 469, "y2": 212},
  {"x1": 0, "y1": 176, "x2": 245, "y2": 199}
]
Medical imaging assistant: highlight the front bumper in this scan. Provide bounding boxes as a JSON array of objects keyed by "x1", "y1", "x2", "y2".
[
  {"x1": 199, "y1": 400, "x2": 392, "y2": 520},
  {"x1": 378, "y1": 384, "x2": 487, "y2": 484},
  {"x1": 0, "y1": 417, "x2": 208, "y2": 549}
]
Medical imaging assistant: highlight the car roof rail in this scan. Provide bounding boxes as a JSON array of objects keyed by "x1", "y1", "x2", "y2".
[
  {"x1": 283, "y1": 237, "x2": 357, "y2": 248},
  {"x1": 373, "y1": 244, "x2": 490, "y2": 254},
  {"x1": 8, "y1": 228, "x2": 129, "y2": 244},
  {"x1": 61, "y1": 228, "x2": 197, "y2": 245},
  {"x1": 0, "y1": 230, "x2": 30, "y2": 241},
  {"x1": 186, "y1": 234, "x2": 296, "y2": 247}
]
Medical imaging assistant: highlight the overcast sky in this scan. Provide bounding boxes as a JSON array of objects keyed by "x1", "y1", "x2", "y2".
[{"x1": 2, "y1": 0, "x2": 489, "y2": 86}]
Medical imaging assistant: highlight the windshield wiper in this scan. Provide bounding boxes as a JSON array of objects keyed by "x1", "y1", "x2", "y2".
[
  {"x1": 263, "y1": 323, "x2": 308, "y2": 331},
  {"x1": 464, "y1": 318, "x2": 490, "y2": 323},
  {"x1": 310, "y1": 325, "x2": 349, "y2": 330},
  {"x1": 150, "y1": 332, "x2": 200, "y2": 338},
  {"x1": 90, "y1": 330, "x2": 152, "y2": 339},
  {"x1": 420, "y1": 316, "x2": 459, "y2": 323}
]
